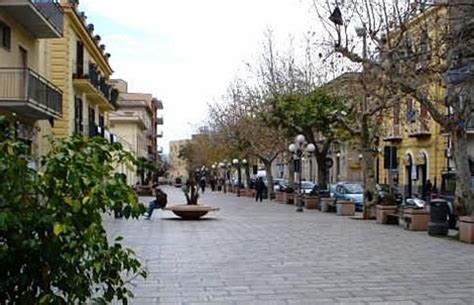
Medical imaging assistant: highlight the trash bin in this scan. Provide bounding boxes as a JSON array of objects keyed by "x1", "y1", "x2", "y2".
[{"x1": 428, "y1": 199, "x2": 449, "y2": 236}]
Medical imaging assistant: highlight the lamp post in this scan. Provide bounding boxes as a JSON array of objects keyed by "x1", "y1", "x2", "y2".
[
  {"x1": 232, "y1": 158, "x2": 247, "y2": 197},
  {"x1": 288, "y1": 134, "x2": 316, "y2": 212}
]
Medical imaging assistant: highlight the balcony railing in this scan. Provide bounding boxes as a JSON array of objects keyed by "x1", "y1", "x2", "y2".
[
  {"x1": 0, "y1": 67, "x2": 62, "y2": 119},
  {"x1": 407, "y1": 118, "x2": 431, "y2": 138},
  {"x1": 383, "y1": 124, "x2": 403, "y2": 142},
  {"x1": 156, "y1": 117, "x2": 163, "y2": 125},
  {"x1": 0, "y1": 0, "x2": 63, "y2": 38},
  {"x1": 73, "y1": 64, "x2": 118, "y2": 109}
]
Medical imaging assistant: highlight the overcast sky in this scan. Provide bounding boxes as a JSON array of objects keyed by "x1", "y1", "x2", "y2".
[{"x1": 80, "y1": 0, "x2": 316, "y2": 154}]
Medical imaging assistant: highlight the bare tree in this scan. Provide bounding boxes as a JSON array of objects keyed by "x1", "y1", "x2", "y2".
[{"x1": 314, "y1": 0, "x2": 474, "y2": 215}]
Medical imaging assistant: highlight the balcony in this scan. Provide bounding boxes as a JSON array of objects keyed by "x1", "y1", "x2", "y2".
[
  {"x1": 0, "y1": 0, "x2": 63, "y2": 38},
  {"x1": 73, "y1": 65, "x2": 117, "y2": 110},
  {"x1": 0, "y1": 67, "x2": 62, "y2": 119},
  {"x1": 156, "y1": 130, "x2": 163, "y2": 138},
  {"x1": 156, "y1": 116, "x2": 163, "y2": 125},
  {"x1": 383, "y1": 125, "x2": 403, "y2": 142},
  {"x1": 408, "y1": 118, "x2": 431, "y2": 139}
]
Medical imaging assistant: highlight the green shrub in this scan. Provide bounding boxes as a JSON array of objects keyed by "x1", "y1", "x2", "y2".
[{"x1": 0, "y1": 123, "x2": 146, "y2": 304}]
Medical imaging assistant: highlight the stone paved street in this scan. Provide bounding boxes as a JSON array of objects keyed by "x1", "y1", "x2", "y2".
[{"x1": 104, "y1": 186, "x2": 474, "y2": 305}]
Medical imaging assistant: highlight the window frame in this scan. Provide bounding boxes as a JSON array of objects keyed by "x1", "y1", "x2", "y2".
[{"x1": 0, "y1": 20, "x2": 11, "y2": 51}]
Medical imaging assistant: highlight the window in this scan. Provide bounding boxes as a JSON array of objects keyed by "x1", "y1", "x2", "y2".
[
  {"x1": 406, "y1": 98, "x2": 416, "y2": 123},
  {"x1": 0, "y1": 20, "x2": 11, "y2": 50},
  {"x1": 74, "y1": 97, "x2": 83, "y2": 133}
]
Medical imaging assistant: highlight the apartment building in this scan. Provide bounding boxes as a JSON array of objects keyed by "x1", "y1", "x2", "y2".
[
  {"x1": 109, "y1": 79, "x2": 163, "y2": 184},
  {"x1": 0, "y1": 0, "x2": 63, "y2": 160},
  {"x1": 47, "y1": 0, "x2": 117, "y2": 139}
]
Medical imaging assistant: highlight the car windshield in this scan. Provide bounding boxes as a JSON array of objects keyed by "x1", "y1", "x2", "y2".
[{"x1": 345, "y1": 184, "x2": 363, "y2": 194}]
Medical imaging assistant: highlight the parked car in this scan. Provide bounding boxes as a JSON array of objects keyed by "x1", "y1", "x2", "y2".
[
  {"x1": 300, "y1": 181, "x2": 317, "y2": 194},
  {"x1": 333, "y1": 183, "x2": 364, "y2": 210},
  {"x1": 273, "y1": 178, "x2": 288, "y2": 192},
  {"x1": 375, "y1": 184, "x2": 403, "y2": 205}
]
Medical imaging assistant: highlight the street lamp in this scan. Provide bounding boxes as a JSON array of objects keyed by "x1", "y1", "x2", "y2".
[
  {"x1": 232, "y1": 158, "x2": 247, "y2": 197},
  {"x1": 288, "y1": 134, "x2": 316, "y2": 212}
]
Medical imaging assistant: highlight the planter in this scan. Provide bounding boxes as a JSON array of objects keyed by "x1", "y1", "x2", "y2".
[
  {"x1": 321, "y1": 198, "x2": 336, "y2": 212},
  {"x1": 376, "y1": 205, "x2": 397, "y2": 224},
  {"x1": 459, "y1": 216, "x2": 474, "y2": 244},
  {"x1": 284, "y1": 192, "x2": 294, "y2": 205},
  {"x1": 304, "y1": 196, "x2": 319, "y2": 209},
  {"x1": 336, "y1": 201, "x2": 355, "y2": 216},
  {"x1": 165, "y1": 204, "x2": 220, "y2": 220},
  {"x1": 275, "y1": 192, "x2": 285, "y2": 203},
  {"x1": 403, "y1": 208, "x2": 429, "y2": 231},
  {"x1": 245, "y1": 189, "x2": 255, "y2": 198}
]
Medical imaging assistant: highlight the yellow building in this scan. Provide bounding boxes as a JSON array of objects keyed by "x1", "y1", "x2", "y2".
[
  {"x1": 47, "y1": 0, "x2": 117, "y2": 139},
  {"x1": 377, "y1": 5, "x2": 474, "y2": 197},
  {"x1": 0, "y1": 0, "x2": 64, "y2": 161}
]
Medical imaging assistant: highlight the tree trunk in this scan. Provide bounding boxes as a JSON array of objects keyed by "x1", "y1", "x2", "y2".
[
  {"x1": 315, "y1": 153, "x2": 329, "y2": 191},
  {"x1": 244, "y1": 163, "x2": 250, "y2": 188},
  {"x1": 453, "y1": 129, "x2": 474, "y2": 216},
  {"x1": 361, "y1": 116, "x2": 377, "y2": 219}
]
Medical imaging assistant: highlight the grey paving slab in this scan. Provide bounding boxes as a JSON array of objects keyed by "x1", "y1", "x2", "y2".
[{"x1": 104, "y1": 186, "x2": 474, "y2": 305}]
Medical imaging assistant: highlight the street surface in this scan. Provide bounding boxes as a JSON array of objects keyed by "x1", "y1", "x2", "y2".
[{"x1": 104, "y1": 186, "x2": 474, "y2": 305}]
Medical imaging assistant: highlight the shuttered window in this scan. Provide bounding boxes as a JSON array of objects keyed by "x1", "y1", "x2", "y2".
[{"x1": 0, "y1": 20, "x2": 11, "y2": 50}]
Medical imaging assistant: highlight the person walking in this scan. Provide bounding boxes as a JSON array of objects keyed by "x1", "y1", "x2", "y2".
[
  {"x1": 199, "y1": 177, "x2": 206, "y2": 193},
  {"x1": 255, "y1": 176, "x2": 265, "y2": 202}
]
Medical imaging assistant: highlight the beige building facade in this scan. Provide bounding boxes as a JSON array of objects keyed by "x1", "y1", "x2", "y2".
[{"x1": 0, "y1": 0, "x2": 64, "y2": 161}]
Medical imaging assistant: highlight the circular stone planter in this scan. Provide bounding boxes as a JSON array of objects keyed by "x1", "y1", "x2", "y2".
[{"x1": 164, "y1": 204, "x2": 220, "y2": 220}]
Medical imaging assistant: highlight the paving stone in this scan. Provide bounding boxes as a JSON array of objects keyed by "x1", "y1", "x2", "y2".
[{"x1": 104, "y1": 186, "x2": 474, "y2": 304}]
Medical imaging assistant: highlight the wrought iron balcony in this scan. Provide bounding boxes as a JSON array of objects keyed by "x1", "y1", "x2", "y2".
[
  {"x1": 156, "y1": 131, "x2": 163, "y2": 138},
  {"x1": 383, "y1": 125, "x2": 403, "y2": 142},
  {"x1": 0, "y1": 0, "x2": 63, "y2": 38},
  {"x1": 0, "y1": 67, "x2": 62, "y2": 119},
  {"x1": 156, "y1": 116, "x2": 163, "y2": 125},
  {"x1": 407, "y1": 119, "x2": 431, "y2": 138},
  {"x1": 73, "y1": 64, "x2": 118, "y2": 110}
]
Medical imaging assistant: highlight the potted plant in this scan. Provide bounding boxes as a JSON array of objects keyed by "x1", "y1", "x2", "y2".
[
  {"x1": 459, "y1": 215, "x2": 474, "y2": 244},
  {"x1": 165, "y1": 177, "x2": 219, "y2": 220},
  {"x1": 336, "y1": 200, "x2": 355, "y2": 216},
  {"x1": 376, "y1": 192, "x2": 398, "y2": 224},
  {"x1": 284, "y1": 187, "x2": 295, "y2": 205},
  {"x1": 304, "y1": 186, "x2": 319, "y2": 209},
  {"x1": 275, "y1": 189, "x2": 285, "y2": 203}
]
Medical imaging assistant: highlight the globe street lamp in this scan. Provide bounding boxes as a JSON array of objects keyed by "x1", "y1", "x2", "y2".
[
  {"x1": 232, "y1": 158, "x2": 247, "y2": 197},
  {"x1": 289, "y1": 134, "x2": 316, "y2": 212}
]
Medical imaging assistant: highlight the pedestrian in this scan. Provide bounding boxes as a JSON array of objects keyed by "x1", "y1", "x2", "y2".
[
  {"x1": 210, "y1": 176, "x2": 216, "y2": 192},
  {"x1": 144, "y1": 187, "x2": 168, "y2": 219},
  {"x1": 424, "y1": 179, "x2": 433, "y2": 204},
  {"x1": 255, "y1": 176, "x2": 265, "y2": 202},
  {"x1": 199, "y1": 177, "x2": 206, "y2": 193}
]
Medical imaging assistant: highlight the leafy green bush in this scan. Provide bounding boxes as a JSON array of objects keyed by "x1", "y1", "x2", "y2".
[{"x1": 0, "y1": 124, "x2": 146, "y2": 304}]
